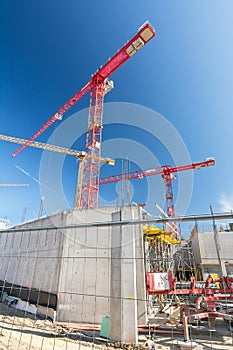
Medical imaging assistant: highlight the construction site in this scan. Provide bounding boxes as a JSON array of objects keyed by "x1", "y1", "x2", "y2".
[{"x1": 1, "y1": 13, "x2": 233, "y2": 350}]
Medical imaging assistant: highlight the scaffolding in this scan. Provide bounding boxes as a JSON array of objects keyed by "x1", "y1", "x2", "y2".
[
  {"x1": 143, "y1": 225, "x2": 179, "y2": 273},
  {"x1": 143, "y1": 225, "x2": 197, "y2": 282},
  {"x1": 173, "y1": 240, "x2": 197, "y2": 281}
]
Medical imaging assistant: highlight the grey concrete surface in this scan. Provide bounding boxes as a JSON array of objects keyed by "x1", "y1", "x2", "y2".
[
  {"x1": 109, "y1": 207, "x2": 146, "y2": 343},
  {"x1": 191, "y1": 231, "x2": 233, "y2": 279},
  {"x1": 0, "y1": 206, "x2": 146, "y2": 343}
]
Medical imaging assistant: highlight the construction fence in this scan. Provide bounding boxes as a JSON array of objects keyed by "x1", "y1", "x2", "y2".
[{"x1": 0, "y1": 208, "x2": 233, "y2": 349}]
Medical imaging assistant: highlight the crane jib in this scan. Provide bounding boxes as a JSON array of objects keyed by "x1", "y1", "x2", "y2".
[{"x1": 12, "y1": 23, "x2": 155, "y2": 157}]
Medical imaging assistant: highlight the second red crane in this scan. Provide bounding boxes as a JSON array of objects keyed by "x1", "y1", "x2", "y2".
[{"x1": 99, "y1": 158, "x2": 215, "y2": 217}]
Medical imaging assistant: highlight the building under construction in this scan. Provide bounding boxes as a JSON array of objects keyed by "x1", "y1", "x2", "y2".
[
  {"x1": 1, "y1": 206, "x2": 233, "y2": 347},
  {"x1": 1, "y1": 21, "x2": 233, "y2": 350},
  {"x1": 190, "y1": 227, "x2": 233, "y2": 280}
]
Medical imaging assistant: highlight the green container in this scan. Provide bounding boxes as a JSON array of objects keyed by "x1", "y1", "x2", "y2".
[{"x1": 100, "y1": 316, "x2": 110, "y2": 338}]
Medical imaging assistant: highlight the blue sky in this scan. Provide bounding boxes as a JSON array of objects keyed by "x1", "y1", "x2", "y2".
[{"x1": 1, "y1": 1, "x2": 233, "y2": 227}]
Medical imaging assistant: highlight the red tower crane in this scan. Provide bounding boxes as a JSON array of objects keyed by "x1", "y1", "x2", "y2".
[
  {"x1": 12, "y1": 22, "x2": 156, "y2": 209},
  {"x1": 99, "y1": 158, "x2": 215, "y2": 217}
]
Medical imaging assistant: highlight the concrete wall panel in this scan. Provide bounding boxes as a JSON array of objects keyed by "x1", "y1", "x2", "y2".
[
  {"x1": 0, "y1": 224, "x2": 63, "y2": 295},
  {"x1": 191, "y1": 231, "x2": 233, "y2": 278},
  {"x1": 0, "y1": 206, "x2": 146, "y2": 343}
]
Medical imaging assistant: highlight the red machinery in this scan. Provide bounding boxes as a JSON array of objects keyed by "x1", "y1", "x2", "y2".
[
  {"x1": 183, "y1": 276, "x2": 233, "y2": 342},
  {"x1": 146, "y1": 273, "x2": 233, "y2": 296},
  {"x1": 12, "y1": 23, "x2": 156, "y2": 209},
  {"x1": 99, "y1": 158, "x2": 215, "y2": 217},
  {"x1": 146, "y1": 272, "x2": 233, "y2": 342}
]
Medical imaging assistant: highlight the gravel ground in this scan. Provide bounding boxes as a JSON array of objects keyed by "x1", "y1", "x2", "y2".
[
  {"x1": 0, "y1": 303, "x2": 233, "y2": 350},
  {"x1": 0, "y1": 303, "x2": 109, "y2": 350}
]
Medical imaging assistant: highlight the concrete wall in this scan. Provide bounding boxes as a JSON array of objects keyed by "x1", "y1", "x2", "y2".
[
  {"x1": 0, "y1": 206, "x2": 146, "y2": 342},
  {"x1": 56, "y1": 206, "x2": 146, "y2": 329},
  {"x1": 0, "y1": 214, "x2": 64, "y2": 295},
  {"x1": 191, "y1": 232, "x2": 202, "y2": 266},
  {"x1": 191, "y1": 231, "x2": 233, "y2": 279},
  {"x1": 56, "y1": 207, "x2": 119, "y2": 323},
  {"x1": 110, "y1": 207, "x2": 146, "y2": 343}
]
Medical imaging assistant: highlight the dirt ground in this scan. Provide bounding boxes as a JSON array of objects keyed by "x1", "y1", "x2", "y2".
[
  {"x1": 0, "y1": 303, "x2": 110, "y2": 350},
  {"x1": 0, "y1": 303, "x2": 233, "y2": 350}
]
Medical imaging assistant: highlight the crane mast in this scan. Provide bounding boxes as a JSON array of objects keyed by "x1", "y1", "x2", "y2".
[
  {"x1": 163, "y1": 166, "x2": 176, "y2": 217},
  {"x1": 11, "y1": 23, "x2": 156, "y2": 209},
  {"x1": 80, "y1": 75, "x2": 105, "y2": 208}
]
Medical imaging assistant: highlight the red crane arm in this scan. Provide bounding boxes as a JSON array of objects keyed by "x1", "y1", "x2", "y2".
[
  {"x1": 12, "y1": 81, "x2": 92, "y2": 157},
  {"x1": 99, "y1": 166, "x2": 164, "y2": 185},
  {"x1": 99, "y1": 158, "x2": 215, "y2": 185},
  {"x1": 168, "y1": 158, "x2": 215, "y2": 174},
  {"x1": 12, "y1": 23, "x2": 155, "y2": 158},
  {"x1": 98, "y1": 23, "x2": 155, "y2": 79}
]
